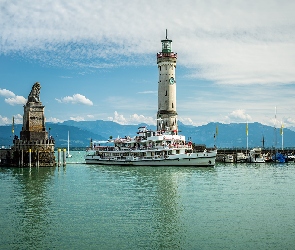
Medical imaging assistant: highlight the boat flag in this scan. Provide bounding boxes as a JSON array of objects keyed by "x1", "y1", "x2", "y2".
[
  {"x1": 246, "y1": 122, "x2": 248, "y2": 136},
  {"x1": 12, "y1": 116, "x2": 14, "y2": 135}
]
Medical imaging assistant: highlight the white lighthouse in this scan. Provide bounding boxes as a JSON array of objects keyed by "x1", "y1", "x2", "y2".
[{"x1": 157, "y1": 30, "x2": 178, "y2": 134}]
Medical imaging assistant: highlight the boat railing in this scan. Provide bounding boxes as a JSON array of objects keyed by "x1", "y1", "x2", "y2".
[
  {"x1": 103, "y1": 143, "x2": 193, "y2": 152},
  {"x1": 143, "y1": 156, "x2": 155, "y2": 160}
]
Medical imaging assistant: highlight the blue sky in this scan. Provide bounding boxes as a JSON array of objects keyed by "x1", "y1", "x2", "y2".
[{"x1": 1, "y1": 0, "x2": 295, "y2": 129}]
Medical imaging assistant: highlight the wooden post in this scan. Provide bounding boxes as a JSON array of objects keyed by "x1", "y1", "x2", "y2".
[
  {"x1": 58, "y1": 148, "x2": 61, "y2": 167},
  {"x1": 29, "y1": 149, "x2": 31, "y2": 167},
  {"x1": 21, "y1": 150, "x2": 23, "y2": 167},
  {"x1": 37, "y1": 150, "x2": 39, "y2": 167},
  {"x1": 63, "y1": 148, "x2": 66, "y2": 166}
]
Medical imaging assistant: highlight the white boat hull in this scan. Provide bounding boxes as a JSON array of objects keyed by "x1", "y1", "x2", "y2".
[
  {"x1": 85, "y1": 152, "x2": 216, "y2": 167},
  {"x1": 247, "y1": 157, "x2": 265, "y2": 163}
]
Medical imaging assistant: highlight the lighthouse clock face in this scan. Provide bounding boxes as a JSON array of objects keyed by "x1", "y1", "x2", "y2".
[{"x1": 169, "y1": 77, "x2": 175, "y2": 85}]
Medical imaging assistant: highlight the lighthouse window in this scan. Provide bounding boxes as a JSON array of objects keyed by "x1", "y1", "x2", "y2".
[
  {"x1": 159, "y1": 66, "x2": 161, "y2": 71},
  {"x1": 172, "y1": 103, "x2": 174, "y2": 108},
  {"x1": 165, "y1": 91, "x2": 167, "y2": 96}
]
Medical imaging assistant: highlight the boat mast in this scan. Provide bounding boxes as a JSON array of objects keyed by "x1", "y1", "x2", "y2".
[
  {"x1": 274, "y1": 106, "x2": 277, "y2": 151},
  {"x1": 68, "y1": 131, "x2": 70, "y2": 154},
  {"x1": 281, "y1": 121, "x2": 284, "y2": 150},
  {"x1": 246, "y1": 122, "x2": 248, "y2": 153}
]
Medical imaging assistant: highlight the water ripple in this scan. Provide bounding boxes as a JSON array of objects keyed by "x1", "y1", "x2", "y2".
[{"x1": 1, "y1": 154, "x2": 295, "y2": 249}]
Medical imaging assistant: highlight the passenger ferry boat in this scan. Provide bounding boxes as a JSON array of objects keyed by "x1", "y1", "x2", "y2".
[{"x1": 85, "y1": 127, "x2": 217, "y2": 166}]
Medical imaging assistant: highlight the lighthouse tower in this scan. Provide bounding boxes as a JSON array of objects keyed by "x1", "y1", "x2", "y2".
[{"x1": 157, "y1": 30, "x2": 178, "y2": 134}]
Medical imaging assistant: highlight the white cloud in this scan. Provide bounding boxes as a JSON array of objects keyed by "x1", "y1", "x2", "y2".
[
  {"x1": 69, "y1": 116, "x2": 85, "y2": 122},
  {"x1": 0, "y1": 115, "x2": 9, "y2": 125},
  {"x1": 1, "y1": 0, "x2": 295, "y2": 85},
  {"x1": 46, "y1": 117, "x2": 63, "y2": 123},
  {"x1": 56, "y1": 94, "x2": 93, "y2": 105},
  {"x1": 0, "y1": 89, "x2": 15, "y2": 97},
  {"x1": 5, "y1": 96, "x2": 27, "y2": 106},
  {"x1": 0, "y1": 114, "x2": 22, "y2": 125},
  {"x1": 13, "y1": 114, "x2": 23, "y2": 124},
  {"x1": 224, "y1": 109, "x2": 252, "y2": 123},
  {"x1": 0, "y1": 88, "x2": 26, "y2": 105},
  {"x1": 108, "y1": 111, "x2": 155, "y2": 125},
  {"x1": 178, "y1": 117, "x2": 195, "y2": 126},
  {"x1": 284, "y1": 117, "x2": 295, "y2": 128}
]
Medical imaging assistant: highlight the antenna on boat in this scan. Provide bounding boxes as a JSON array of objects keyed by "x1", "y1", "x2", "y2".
[{"x1": 166, "y1": 29, "x2": 168, "y2": 39}]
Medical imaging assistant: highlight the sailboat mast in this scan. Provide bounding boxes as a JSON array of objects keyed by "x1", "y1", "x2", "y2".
[
  {"x1": 281, "y1": 122, "x2": 284, "y2": 150},
  {"x1": 68, "y1": 131, "x2": 70, "y2": 153},
  {"x1": 274, "y1": 106, "x2": 277, "y2": 150},
  {"x1": 246, "y1": 122, "x2": 248, "y2": 152}
]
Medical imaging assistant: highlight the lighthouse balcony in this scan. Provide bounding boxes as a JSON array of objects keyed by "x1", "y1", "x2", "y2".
[{"x1": 157, "y1": 52, "x2": 177, "y2": 59}]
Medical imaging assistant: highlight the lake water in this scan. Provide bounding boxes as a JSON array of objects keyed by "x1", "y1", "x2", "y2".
[{"x1": 1, "y1": 151, "x2": 295, "y2": 250}]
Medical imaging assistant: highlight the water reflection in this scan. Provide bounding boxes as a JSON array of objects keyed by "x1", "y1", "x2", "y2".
[
  {"x1": 8, "y1": 167, "x2": 56, "y2": 249},
  {"x1": 2, "y1": 160, "x2": 295, "y2": 249},
  {"x1": 88, "y1": 166, "x2": 215, "y2": 249}
]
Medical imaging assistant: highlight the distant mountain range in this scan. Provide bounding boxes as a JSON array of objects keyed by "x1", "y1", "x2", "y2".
[{"x1": 1, "y1": 120, "x2": 294, "y2": 149}]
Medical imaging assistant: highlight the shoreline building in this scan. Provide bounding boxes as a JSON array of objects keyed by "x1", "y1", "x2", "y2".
[
  {"x1": 157, "y1": 30, "x2": 178, "y2": 134},
  {"x1": 12, "y1": 82, "x2": 56, "y2": 167}
]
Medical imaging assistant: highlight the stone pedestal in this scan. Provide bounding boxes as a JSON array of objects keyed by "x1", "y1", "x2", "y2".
[
  {"x1": 20, "y1": 102, "x2": 48, "y2": 141},
  {"x1": 12, "y1": 82, "x2": 56, "y2": 167}
]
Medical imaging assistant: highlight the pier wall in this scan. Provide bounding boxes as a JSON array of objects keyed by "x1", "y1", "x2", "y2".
[
  {"x1": 216, "y1": 148, "x2": 295, "y2": 162},
  {"x1": 217, "y1": 148, "x2": 295, "y2": 155}
]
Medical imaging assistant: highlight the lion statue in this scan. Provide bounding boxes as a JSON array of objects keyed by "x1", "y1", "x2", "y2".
[{"x1": 28, "y1": 82, "x2": 41, "y2": 103}]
